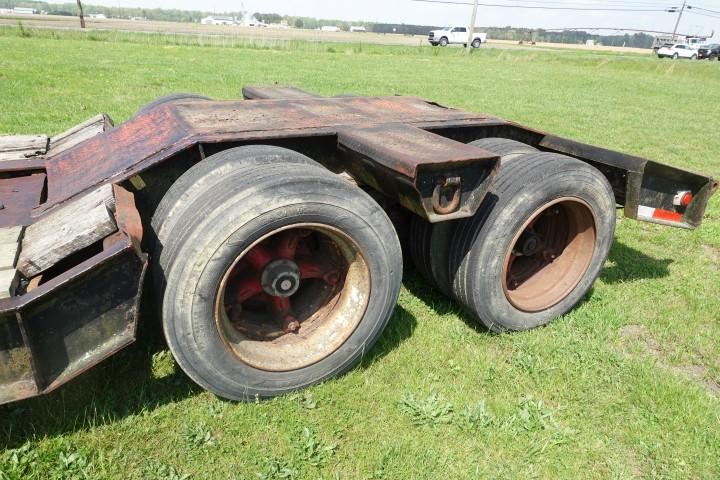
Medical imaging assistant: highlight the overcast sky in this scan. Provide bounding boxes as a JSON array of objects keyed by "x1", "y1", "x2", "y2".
[{"x1": 53, "y1": 0, "x2": 720, "y2": 39}]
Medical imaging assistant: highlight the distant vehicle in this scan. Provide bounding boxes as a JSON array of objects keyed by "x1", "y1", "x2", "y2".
[
  {"x1": 698, "y1": 44, "x2": 720, "y2": 60},
  {"x1": 428, "y1": 27, "x2": 486, "y2": 48},
  {"x1": 657, "y1": 44, "x2": 698, "y2": 60},
  {"x1": 200, "y1": 16, "x2": 236, "y2": 26},
  {"x1": 652, "y1": 34, "x2": 710, "y2": 52}
]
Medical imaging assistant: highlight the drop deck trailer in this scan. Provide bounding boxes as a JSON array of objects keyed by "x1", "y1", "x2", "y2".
[{"x1": 0, "y1": 86, "x2": 716, "y2": 405}]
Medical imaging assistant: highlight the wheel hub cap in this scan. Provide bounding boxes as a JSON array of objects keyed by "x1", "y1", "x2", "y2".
[{"x1": 261, "y1": 259, "x2": 300, "y2": 297}]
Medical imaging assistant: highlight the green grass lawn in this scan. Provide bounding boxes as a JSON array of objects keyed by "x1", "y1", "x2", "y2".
[{"x1": 0, "y1": 27, "x2": 718, "y2": 479}]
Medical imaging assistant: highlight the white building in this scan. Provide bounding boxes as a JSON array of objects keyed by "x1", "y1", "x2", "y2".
[
  {"x1": 88, "y1": 13, "x2": 107, "y2": 19},
  {"x1": 13, "y1": 7, "x2": 36, "y2": 14},
  {"x1": 321, "y1": 26, "x2": 341, "y2": 32},
  {"x1": 201, "y1": 16, "x2": 235, "y2": 25},
  {"x1": 350, "y1": 26, "x2": 366, "y2": 33}
]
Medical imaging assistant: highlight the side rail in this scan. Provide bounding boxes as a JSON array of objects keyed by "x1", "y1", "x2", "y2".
[{"x1": 539, "y1": 135, "x2": 718, "y2": 229}]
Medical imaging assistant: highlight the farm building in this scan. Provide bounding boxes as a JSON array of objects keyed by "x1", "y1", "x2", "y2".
[
  {"x1": 350, "y1": 26, "x2": 367, "y2": 33},
  {"x1": 321, "y1": 26, "x2": 341, "y2": 32},
  {"x1": 12, "y1": 7, "x2": 36, "y2": 14}
]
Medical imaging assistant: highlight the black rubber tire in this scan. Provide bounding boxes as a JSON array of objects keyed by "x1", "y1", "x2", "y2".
[
  {"x1": 472, "y1": 39, "x2": 481, "y2": 48},
  {"x1": 673, "y1": 53, "x2": 679, "y2": 60},
  {"x1": 691, "y1": 54, "x2": 697, "y2": 60},
  {"x1": 469, "y1": 137, "x2": 538, "y2": 163},
  {"x1": 408, "y1": 138, "x2": 539, "y2": 297},
  {"x1": 160, "y1": 161, "x2": 402, "y2": 400},
  {"x1": 408, "y1": 217, "x2": 456, "y2": 296},
  {"x1": 439, "y1": 37, "x2": 449, "y2": 47},
  {"x1": 135, "y1": 93, "x2": 210, "y2": 117},
  {"x1": 449, "y1": 152, "x2": 615, "y2": 332},
  {"x1": 151, "y1": 145, "x2": 321, "y2": 272}
]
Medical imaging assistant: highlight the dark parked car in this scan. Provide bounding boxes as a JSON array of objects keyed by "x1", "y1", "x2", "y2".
[{"x1": 698, "y1": 44, "x2": 720, "y2": 60}]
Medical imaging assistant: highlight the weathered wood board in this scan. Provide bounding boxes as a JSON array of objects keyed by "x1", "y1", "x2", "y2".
[
  {"x1": 0, "y1": 135, "x2": 48, "y2": 161},
  {"x1": 49, "y1": 114, "x2": 114, "y2": 156},
  {"x1": 0, "y1": 226, "x2": 24, "y2": 299},
  {"x1": 17, "y1": 184, "x2": 117, "y2": 278}
]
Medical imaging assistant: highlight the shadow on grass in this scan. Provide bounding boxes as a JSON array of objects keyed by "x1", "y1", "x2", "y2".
[
  {"x1": 402, "y1": 269, "x2": 488, "y2": 336},
  {"x1": 601, "y1": 240, "x2": 673, "y2": 284},
  {"x1": 358, "y1": 303, "x2": 417, "y2": 369},
  {"x1": 0, "y1": 302, "x2": 419, "y2": 450},
  {"x1": 0, "y1": 321, "x2": 201, "y2": 450},
  {"x1": 401, "y1": 239, "x2": 671, "y2": 334}
]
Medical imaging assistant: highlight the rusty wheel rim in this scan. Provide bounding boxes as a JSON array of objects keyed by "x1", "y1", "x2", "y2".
[
  {"x1": 215, "y1": 224, "x2": 371, "y2": 372},
  {"x1": 501, "y1": 197, "x2": 597, "y2": 312}
]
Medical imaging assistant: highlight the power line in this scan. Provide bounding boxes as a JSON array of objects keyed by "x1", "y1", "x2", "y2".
[
  {"x1": 688, "y1": 9, "x2": 720, "y2": 17},
  {"x1": 494, "y1": 0, "x2": 679, "y2": 6},
  {"x1": 411, "y1": 0, "x2": 678, "y2": 12},
  {"x1": 688, "y1": 4, "x2": 720, "y2": 13}
]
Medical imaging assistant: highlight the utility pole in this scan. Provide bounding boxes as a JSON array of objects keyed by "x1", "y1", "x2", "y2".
[
  {"x1": 76, "y1": 0, "x2": 86, "y2": 28},
  {"x1": 465, "y1": 0, "x2": 479, "y2": 52},
  {"x1": 671, "y1": 0, "x2": 686, "y2": 42}
]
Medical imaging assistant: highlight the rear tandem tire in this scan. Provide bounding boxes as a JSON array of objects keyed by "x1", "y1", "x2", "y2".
[
  {"x1": 449, "y1": 152, "x2": 616, "y2": 332},
  {"x1": 158, "y1": 158, "x2": 402, "y2": 400},
  {"x1": 408, "y1": 138, "x2": 539, "y2": 297}
]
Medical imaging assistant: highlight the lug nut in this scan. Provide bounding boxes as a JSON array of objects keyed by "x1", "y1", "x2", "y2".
[{"x1": 283, "y1": 316, "x2": 301, "y2": 334}]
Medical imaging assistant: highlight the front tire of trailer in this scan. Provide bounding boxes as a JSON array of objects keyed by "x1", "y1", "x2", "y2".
[
  {"x1": 449, "y1": 153, "x2": 615, "y2": 332},
  {"x1": 161, "y1": 163, "x2": 402, "y2": 400},
  {"x1": 472, "y1": 38, "x2": 481, "y2": 48}
]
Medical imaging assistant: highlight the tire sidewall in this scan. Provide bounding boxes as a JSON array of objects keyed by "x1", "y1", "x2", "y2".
[
  {"x1": 164, "y1": 190, "x2": 400, "y2": 398},
  {"x1": 459, "y1": 168, "x2": 615, "y2": 331}
]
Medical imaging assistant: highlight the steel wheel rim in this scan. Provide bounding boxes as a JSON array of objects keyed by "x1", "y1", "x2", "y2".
[
  {"x1": 501, "y1": 197, "x2": 597, "y2": 312},
  {"x1": 215, "y1": 224, "x2": 371, "y2": 371}
]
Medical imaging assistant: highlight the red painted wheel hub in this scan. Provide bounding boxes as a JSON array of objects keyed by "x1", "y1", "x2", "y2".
[{"x1": 223, "y1": 228, "x2": 345, "y2": 336}]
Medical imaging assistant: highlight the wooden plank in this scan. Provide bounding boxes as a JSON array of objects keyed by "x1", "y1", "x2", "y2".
[
  {"x1": 0, "y1": 226, "x2": 23, "y2": 245},
  {"x1": 0, "y1": 242, "x2": 20, "y2": 270},
  {"x1": 0, "y1": 226, "x2": 23, "y2": 299},
  {"x1": 26, "y1": 275, "x2": 42, "y2": 292},
  {"x1": 0, "y1": 269, "x2": 19, "y2": 299},
  {"x1": 0, "y1": 135, "x2": 48, "y2": 161},
  {"x1": 49, "y1": 114, "x2": 113, "y2": 156},
  {"x1": 17, "y1": 184, "x2": 117, "y2": 278}
]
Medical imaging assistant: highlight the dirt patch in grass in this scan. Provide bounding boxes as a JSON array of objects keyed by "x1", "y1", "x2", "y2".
[
  {"x1": 619, "y1": 325, "x2": 662, "y2": 357},
  {"x1": 702, "y1": 245, "x2": 720, "y2": 269},
  {"x1": 619, "y1": 325, "x2": 719, "y2": 397}
]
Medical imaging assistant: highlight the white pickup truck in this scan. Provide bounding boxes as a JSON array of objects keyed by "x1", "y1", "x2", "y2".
[{"x1": 428, "y1": 27, "x2": 487, "y2": 48}]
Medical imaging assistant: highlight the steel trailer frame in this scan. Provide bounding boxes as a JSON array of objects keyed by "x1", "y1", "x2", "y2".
[{"x1": 0, "y1": 86, "x2": 716, "y2": 405}]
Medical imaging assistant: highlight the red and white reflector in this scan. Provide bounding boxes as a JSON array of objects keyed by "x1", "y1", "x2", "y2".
[
  {"x1": 637, "y1": 205, "x2": 683, "y2": 223},
  {"x1": 673, "y1": 190, "x2": 693, "y2": 208}
]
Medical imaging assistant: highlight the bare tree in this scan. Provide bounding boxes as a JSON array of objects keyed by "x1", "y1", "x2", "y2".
[{"x1": 76, "y1": 0, "x2": 86, "y2": 28}]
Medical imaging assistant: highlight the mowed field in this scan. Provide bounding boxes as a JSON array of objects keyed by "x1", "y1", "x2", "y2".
[
  {"x1": 0, "y1": 14, "x2": 653, "y2": 54},
  {"x1": 0, "y1": 26, "x2": 719, "y2": 479}
]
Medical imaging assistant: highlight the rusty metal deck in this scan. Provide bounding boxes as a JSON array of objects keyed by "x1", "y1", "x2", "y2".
[{"x1": 40, "y1": 96, "x2": 499, "y2": 212}]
